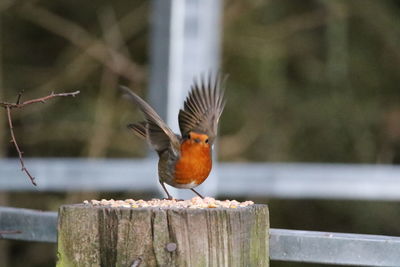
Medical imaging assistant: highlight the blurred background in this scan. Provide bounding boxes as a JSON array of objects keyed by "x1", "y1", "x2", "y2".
[{"x1": 0, "y1": 0, "x2": 400, "y2": 266}]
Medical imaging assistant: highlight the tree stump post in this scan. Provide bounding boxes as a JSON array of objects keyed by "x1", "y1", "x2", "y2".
[{"x1": 56, "y1": 204, "x2": 269, "y2": 267}]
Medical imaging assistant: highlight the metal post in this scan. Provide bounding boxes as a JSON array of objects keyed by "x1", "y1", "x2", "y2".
[{"x1": 149, "y1": 0, "x2": 222, "y2": 198}]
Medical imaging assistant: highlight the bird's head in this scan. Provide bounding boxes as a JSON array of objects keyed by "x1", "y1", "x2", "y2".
[{"x1": 186, "y1": 132, "x2": 210, "y2": 146}]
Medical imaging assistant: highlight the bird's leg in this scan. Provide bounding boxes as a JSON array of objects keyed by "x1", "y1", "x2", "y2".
[
  {"x1": 160, "y1": 181, "x2": 173, "y2": 200},
  {"x1": 190, "y1": 188, "x2": 204, "y2": 199}
]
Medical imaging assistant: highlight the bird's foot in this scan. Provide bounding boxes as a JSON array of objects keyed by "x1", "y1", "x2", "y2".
[{"x1": 190, "y1": 188, "x2": 204, "y2": 199}]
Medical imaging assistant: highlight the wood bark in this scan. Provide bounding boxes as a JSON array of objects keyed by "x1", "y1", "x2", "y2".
[{"x1": 57, "y1": 204, "x2": 269, "y2": 267}]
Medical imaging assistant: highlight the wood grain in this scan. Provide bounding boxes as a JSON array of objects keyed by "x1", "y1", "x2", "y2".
[{"x1": 57, "y1": 204, "x2": 269, "y2": 267}]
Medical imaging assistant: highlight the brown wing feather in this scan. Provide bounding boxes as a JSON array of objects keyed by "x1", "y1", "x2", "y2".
[
  {"x1": 178, "y1": 73, "x2": 226, "y2": 145},
  {"x1": 121, "y1": 86, "x2": 180, "y2": 154},
  {"x1": 128, "y1": 122, "x2": 147, "y2": 139}
]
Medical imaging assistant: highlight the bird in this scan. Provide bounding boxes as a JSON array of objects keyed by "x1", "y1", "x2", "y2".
[{"x1": 121, "y1": 74, "x2": 226, "y2": 199}]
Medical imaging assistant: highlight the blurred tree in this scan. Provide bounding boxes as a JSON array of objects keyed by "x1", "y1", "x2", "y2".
[{"x1": 222, "y1": 0, "x2": 400, "y2": 164}]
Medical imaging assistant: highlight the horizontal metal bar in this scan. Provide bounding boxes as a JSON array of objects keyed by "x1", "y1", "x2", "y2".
[
  {"x1": 270, "y1": 228, "x2": 400, "y2": 266},
  {"x1": 0, "y1": 207, "x2": 57, "y2": 243},
  {"x1": 0, "y1": 158, "x2": 157, "y2": 192},
  {"x1": 219, "y1": 162, "x2": 400, "y2": 200},
  {"x1": 1, "y1": 207, "x2": 400, "y2": 266},
  {"x1": 2, "y1": 158, "x2": 400, "y2": 200}
]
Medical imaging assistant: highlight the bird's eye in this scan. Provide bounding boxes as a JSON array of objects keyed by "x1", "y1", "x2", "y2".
[
  {"x1": 187, "y1": 134, "x2": 191, "y2": 139},
  {"x1": 205, "y1": 139, "x2": 209, "y2": 143}
]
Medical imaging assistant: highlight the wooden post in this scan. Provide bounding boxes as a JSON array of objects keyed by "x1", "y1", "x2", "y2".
[{"x1": 57, "y1": 204, "x2": 269, "y2": 266}]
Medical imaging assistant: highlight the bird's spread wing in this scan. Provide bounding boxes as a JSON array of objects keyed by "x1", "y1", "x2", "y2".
[
  {"x1": 128, "y1": 121, "x2": 147, "y2": 139},
  {"x1": 178, "y1": 74, "x2": 226, "y2": 145},
  {"x1": 121, "y1": 86, "x2": 180, "y2": 154}
]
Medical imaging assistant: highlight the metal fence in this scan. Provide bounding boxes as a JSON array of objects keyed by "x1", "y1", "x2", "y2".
[
  {"x1": 1, "y1": 204, "x2": 400, "y2": 266},
  {"x1": 1, "y1": 158, "x2": 400, "y2": 266},
  {"x1": 2, "y1": 158, "x2": 400, "y2": 200}
]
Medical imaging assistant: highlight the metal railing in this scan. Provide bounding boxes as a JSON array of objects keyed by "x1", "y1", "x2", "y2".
[
  {"x1": 2, "y1": 158, "x2": 400, "y2": 200},
  {"x1": 1, "y1": 159, "x2": 400, "y2": 266},
  {"x1": 1, "y1": 206, "x2": 399, "y2": 266}
]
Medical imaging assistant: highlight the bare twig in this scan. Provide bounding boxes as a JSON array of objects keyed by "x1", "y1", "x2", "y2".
[
  {"x1": 1, "y1": 90, "x2": 80, "y2": 186},
  {"x1": 0, "y1": 230, "x2": 22, "y2": 239},
  {"x1": 0, "y1": 230, "x2": 22, "y2": 235},
  {"x1": 6, "y1": 106, "x2": 36, "y2": 185},
  {"x1": 15, "y1": 90, "x2": 23, "y2": 105},
  {"x1": 0, "y1": 91, "x2": 80, "y2": 109},
  {"x1": 0, "y1": 15, "x2": 5, "y2": 158}
]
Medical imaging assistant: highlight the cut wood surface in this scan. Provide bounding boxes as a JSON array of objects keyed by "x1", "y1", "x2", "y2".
[{"x1": 57, "y1": 203, "x2": 269, "y2": 267}]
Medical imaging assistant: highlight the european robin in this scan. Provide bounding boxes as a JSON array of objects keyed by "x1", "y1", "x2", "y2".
[{"x1": 121, "y1": 74, "x2": 226, "y2": 199}]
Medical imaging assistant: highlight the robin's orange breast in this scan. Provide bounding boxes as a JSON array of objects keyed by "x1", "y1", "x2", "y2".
[{"x1": 174, "y1": 140, "x2": 212, "y2": 186}]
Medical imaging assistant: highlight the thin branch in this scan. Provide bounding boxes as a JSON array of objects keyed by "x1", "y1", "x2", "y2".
[
  {"x1": 0, "y1": 230, "x2": 22, "y2": 239},
  {"x1": 0, "y1": 90, "x2": 80, "y2": 109},
  {"x1": 0, "y1": 230, "x2": 22, "y2": 235},
  {"x1": 15, "y1": 90, "x2": 23, "y2": 104},
  {"x1": 1, "y1": 90, "x2": 80, "y2": 186},
  {"x1": 6, "y1": 106, "x2": 36, "y2": 186}
]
